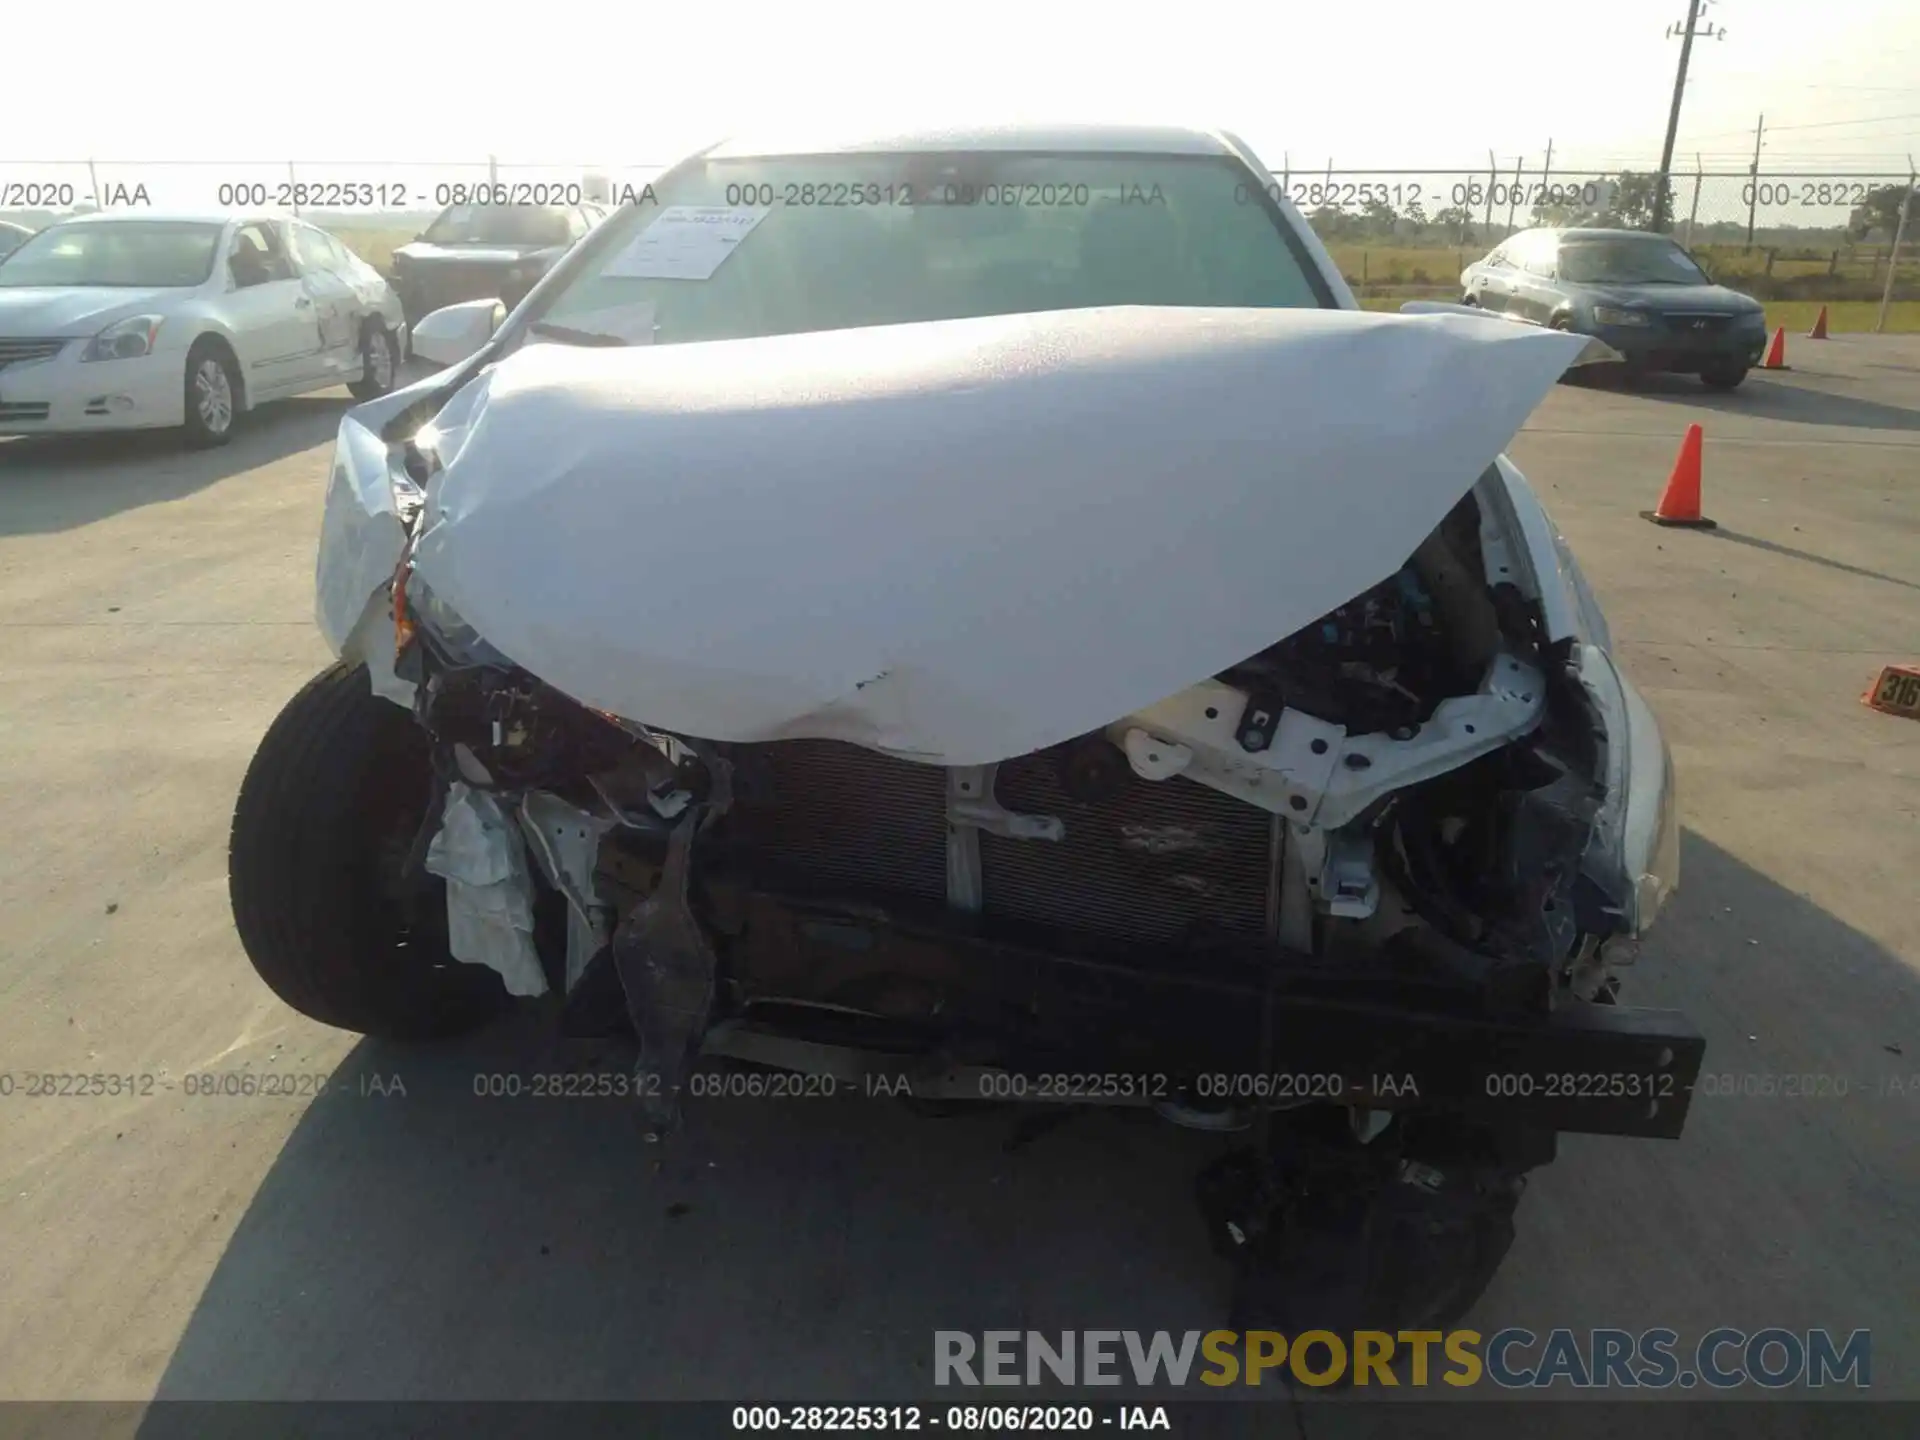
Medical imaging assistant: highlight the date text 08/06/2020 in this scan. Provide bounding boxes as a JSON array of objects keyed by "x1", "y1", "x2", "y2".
[
  {"x1": 458, "y1": 1070, "x2": 1425, "y2": 1103},
  {"x1": 730, "y1": 1405, "x2": 1161, "y2": 1432}
]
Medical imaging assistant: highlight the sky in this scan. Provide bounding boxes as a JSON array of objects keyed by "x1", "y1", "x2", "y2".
[{"x1": 5, "y1": 0, "x2": 1918, "y2": 209}]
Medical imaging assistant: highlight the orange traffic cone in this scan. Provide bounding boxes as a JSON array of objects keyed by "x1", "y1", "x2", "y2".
[
  {"x1": 1762, "y1": 326, "x2": 1789, "y2": 369},
  {"x1": 1807, "y1": 305, "x2": 1829, "y2": 340},
  {"x1": 1641, "y1": 424, "x2": 1717, "y2": 529}
]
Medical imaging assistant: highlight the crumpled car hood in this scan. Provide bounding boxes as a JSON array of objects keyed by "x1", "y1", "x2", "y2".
[{"x1": 408, "y1": 305, "x2": 1587, "y2": 766}]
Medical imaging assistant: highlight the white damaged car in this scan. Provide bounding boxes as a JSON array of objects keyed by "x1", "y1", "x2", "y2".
[{"x1": 229, "y1": 126, "x2": 1692, "y2": 1333}]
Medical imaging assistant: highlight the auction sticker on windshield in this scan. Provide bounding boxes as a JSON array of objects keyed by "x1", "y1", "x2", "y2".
[{"x1": 603, "y1": 205, "x2": 771, "y2": 280}]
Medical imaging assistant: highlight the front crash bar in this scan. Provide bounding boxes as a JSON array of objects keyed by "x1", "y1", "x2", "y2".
[{"x1": 593, "y1": 876, "x2": 1706, "y2": 1141}]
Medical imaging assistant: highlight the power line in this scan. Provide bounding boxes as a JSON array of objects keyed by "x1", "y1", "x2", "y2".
[
  {"x1": 1752, "y1": 110, "x2": 1920, "y2": 132},
  {"x1": 1679, "y1": 110, "x2": 1920, "y2": 142}
]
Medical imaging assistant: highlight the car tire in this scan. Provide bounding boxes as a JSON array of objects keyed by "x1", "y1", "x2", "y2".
[
  {"x1": 1548, "y1": 315, "x2": 1588, "y2": 385},
  {"x1": 181, "y1": 340, "x2": 239, "y2": 448},
  {"x1": 1700, "y1": 362, "x2": 1749, "y2": 391},
  {"x1": 348, "y1": 324, "x2": 400, "y2": 401},
  {"x1": 228, "y1": 661, "x2": 514, "y2": 1040}
]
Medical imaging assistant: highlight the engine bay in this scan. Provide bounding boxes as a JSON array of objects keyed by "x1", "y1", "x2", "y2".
[{"x1": 392, "y1": 479, "x2": 1629, "y2": 1044}]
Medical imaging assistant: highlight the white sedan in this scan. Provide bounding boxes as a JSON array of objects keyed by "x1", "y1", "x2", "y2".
[{"x1": 0, "y1": 211, "x2": 407, "y2": 446}]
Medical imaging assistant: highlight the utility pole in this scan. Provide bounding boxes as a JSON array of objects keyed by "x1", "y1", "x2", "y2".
[
  {"x1": 1744, "y1": 114, "x2": 1766, "y2": 250},
  {"x1": 1875, "y1": 159, "x2": 1916, "y2": 335},
  {"x1": 1654, "y1": 0, "x2": 1725, "y2": 232},
  {"x1": 1685, "y1": 153, "x2": 1704, "y2": 252},
  {"x1": 1483, "y1": 149, "x2": 1498, "y2": 237}
]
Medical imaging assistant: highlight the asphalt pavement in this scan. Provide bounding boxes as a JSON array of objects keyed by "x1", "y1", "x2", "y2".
[{"x1": 0, "y1": 340, "x2": 1915, "y2": 1435}]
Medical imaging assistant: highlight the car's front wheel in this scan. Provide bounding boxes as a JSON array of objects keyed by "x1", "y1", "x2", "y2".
[
  {"x1": 348, "y1": 324, "x2": 400, "y2": 401},
  {"x1": 182, "y1": 340, "x2": 239, "y2": 448},
  {"x1": 1700, "y1": 361, "x2": 1749, "y2": 391},
  {"x1": 1548, "y1": 315, "x2": 1591, "y2": 386},
  {"x1": 228, "y1": 662, "x2": 514, "y2": 1040}
]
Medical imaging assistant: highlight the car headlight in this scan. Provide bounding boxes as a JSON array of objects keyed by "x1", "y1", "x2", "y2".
[
  {"x1": 1579, "y1": 645, "x2": 1680, "y2": 939},
  {"x1": 1635, "y1": 741, "x2": 1681, "y2": 933},
  {"x1": 1591, "y1": 306, "x2": 1649, "y2": 327},
  {"x1": 82, "y1": 314, "x2": 164, "y2": 362}
]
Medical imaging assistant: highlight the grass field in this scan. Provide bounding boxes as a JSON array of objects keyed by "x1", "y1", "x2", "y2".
[{"x1": 1752, "y1": 299, "x2": 1920, "y2": 334}]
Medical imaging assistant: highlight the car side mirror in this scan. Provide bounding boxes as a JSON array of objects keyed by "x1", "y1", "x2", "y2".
[
  {"x1": 229, "y1": 254, "x2": 268, "y2": 289},
  {"x1": 412, "y1": 298, "x2": 506, "y2": 367}
]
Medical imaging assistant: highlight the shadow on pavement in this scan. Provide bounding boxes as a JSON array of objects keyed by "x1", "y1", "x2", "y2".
[
  {"x1": 0, "y1": 394, "x2": 352, "y2": 536},
  {"x1": 138, "y1": 831, "x2": 1919, "y2": 1413},
  {"x1": 142, "y1": 1021, "x2": 1234, "y2": 1402},
  {"x1": 1703, "y1": 527, "x2": 1920, "y2": 593},
  {"x1": 1618, "y1": 371, "x2": 1920, "y2": 432}
]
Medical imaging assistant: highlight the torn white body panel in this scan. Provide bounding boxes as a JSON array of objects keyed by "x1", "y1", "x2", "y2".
[
  {"x1": 1113, "y1": 651, "x2": 1547, "y2": 830},
  {"x1": 424, "y1": 782, "x2": 548, "y2": 997},
  {"x1": 336, "y1": 590, "x2": 417, "y2": 707},
  {"x1": 315, "y1": 405, "x2": 412, "y2": 657},
  {"x1": 516, "y1": 790, "x2": 616, "y2": 990},
  {"x1": 408, "y1": 305, "x2": 1588, "y2": 767}
]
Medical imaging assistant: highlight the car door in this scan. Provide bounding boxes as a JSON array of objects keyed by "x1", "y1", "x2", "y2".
[
  {"x1": 218, "y1": 220, "x2": 321, "y2": 396},
  {"x1": 1488, "y1": 234, "x2": 1538, "y2": 318},
  {"x1": 1509, "y1": 232, "x2": 1563, "y2": 325},
  {"x1": 288, "y1": 222, "x2": 363, "y2": 384},
  {"x1": 1468, "y1": 245, "x2": 1514, "y2": 312}
]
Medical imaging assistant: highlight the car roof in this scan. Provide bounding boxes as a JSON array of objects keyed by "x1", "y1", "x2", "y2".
[
  {"x1": 1524, "y1": 227, "x2": 1677, "y2": 243},
  {"x1": 703, "y1": 123, "x2": 1241, "y2": 160},
  {"x1": 43, "y1": 210, "x2": 257, "y2": 227}
]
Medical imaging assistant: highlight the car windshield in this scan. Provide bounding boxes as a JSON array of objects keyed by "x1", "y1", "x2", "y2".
[
  {"x1": 527, "y1": 152, "x2": 1333, "y2": 348},
  {"x1": 423, "y1": 204, "x2": 571, "y2": 247},
  {"x1": 1558, "y1": 236, "x2": 1708, "y2": 286},
  {"x1": 0, "y1": 220, "x2": 223, "y2": 288}
]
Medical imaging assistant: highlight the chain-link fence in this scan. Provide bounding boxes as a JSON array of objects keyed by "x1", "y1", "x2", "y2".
[
  {"x1": 1242, "y1": 166, "x2": 1918, "y2": 299},
  {"x1": 5, "y1": 157, "x2": 1914, "y2": 300}
]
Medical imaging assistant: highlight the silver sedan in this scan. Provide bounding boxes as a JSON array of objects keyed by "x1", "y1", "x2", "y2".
[{"x1": 0, "y1": 211, "x2": 407, "y2": 446}]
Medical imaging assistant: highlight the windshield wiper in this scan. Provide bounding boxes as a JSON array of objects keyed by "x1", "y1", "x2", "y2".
[{"x1": 527, "y1": 321, "x2": 630, "y2": 347}]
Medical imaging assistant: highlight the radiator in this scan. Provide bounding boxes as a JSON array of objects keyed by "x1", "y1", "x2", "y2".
[{"x1": 719, "y1": 739, "x2": 1275, "y2": 948}]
